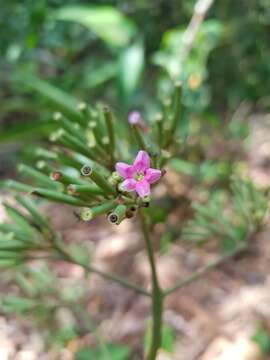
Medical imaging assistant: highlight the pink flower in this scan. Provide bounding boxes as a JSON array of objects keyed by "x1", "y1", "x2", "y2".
[
  {"x1": 128, "y1": 111, "x2": 141, "y2": 125},
  {"x1": 128, "y1": 111, "x2": 149, "y2": 133},
  {"x1": 116, "y1": 150, "x2": 161, "y2": 197}
]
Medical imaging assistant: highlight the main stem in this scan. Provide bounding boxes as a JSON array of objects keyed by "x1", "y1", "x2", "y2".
[{"x1": 140, "y1": 209, "x2": 163, "y2": 360}]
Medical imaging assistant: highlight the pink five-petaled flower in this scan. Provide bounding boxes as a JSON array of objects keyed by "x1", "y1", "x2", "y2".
[
  {"x1": 116, "y1": 150, "x2": 161, "y2": 198},
  {"x1": 128, "y1": 111, "x2": 149, "y2": 133}
]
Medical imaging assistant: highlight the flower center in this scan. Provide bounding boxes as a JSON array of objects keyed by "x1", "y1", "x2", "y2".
[{"x1": 135, "y1": 172, "x2": 144, "y2": 181}]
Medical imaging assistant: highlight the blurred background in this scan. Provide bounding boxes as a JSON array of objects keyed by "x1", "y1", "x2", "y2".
[{"x1": 1, "y1": 0, "x2": 270, "y2": 359}]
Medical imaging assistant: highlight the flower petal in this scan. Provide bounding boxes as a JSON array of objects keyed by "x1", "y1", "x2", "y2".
[
  {"x1": 128, "y1": 111, "x2": 141, "y2": 125},
  {"x1": 133, "y1": 151, "x2": 150, "y2": 172},
  {"x1": 135, "y1": 180, "x2": 150, "y2": 197},
  {"x1": 115, "y1": 162, "x2": 134, "y2": 178},
  {"x1": 120, "y1": 179, "x2": 137, "y2": 192},
  {"x1": 145, "y1": 168, "x2": 162, "y2": 184}
]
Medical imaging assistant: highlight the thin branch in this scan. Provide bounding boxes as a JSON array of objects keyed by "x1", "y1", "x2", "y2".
[
  {"x1": 82, "y1": 261, "x2": 151, "y2": 297},
  {"x1": 176, "y1": 0, "x2": 215, "y2": 78},
  {"x1": 55, "y1": 241, "x2": 151, "y2": 297},
  {"x1": 163, "y1": 243, "x2": 247, "y2": 297}
]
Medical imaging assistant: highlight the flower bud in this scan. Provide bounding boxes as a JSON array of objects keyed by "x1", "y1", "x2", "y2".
[
  {"x1": 107, "y1": 205, "x2": 127, "y2": 225},
  {"x1": 80, "y1": 201, "x2": 117, "y2": 222},
  {"x1": 81, "y1": 165, "x2": 93, "y2": 177},
  {"x1": 81, "y1": 165, "x2": 116, "y2": 196}
]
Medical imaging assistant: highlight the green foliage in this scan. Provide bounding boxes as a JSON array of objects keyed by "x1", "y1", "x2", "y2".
[
  {"x1": 154, "y1": 20, "x2": 223, "y2": 78},
  {"x1": 20, "y1": 76, "x2": 83, "y2": 123},
  {"x1": 153, "y1": 20, "x2": 223, "y2": 112},
  {"x1": 182, "y1": 177, "x2": 268, "y2": 252},
  {"x1": 0, "y1": 120, "x2": 55, "y2": 144},
  {"x1": 118, "y1": 41, "x2": 144, "y2": 104},
  {"x1": 252, "y1": 326, "x2": 270, "y2": 355},
  {"x1": 53, "y1": 5, "x2": 137, "y2": 47},
  {"x1": 170, "y1": 158, "x2": 233, "y2": 185},
  {"x1": 75, "y1": 343, "x2": 130, "y2": 360},
  {"x1": 144, "y1": 323, "x2": 176, "y2": 354},
  {"x1": 2, "y1": 296, "x2": 37, "y2": 313},
  {"x1": 1, "y1": 1, "x2": 270, "y2": 357}
]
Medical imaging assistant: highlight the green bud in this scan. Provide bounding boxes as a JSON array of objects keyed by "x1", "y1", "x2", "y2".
[
  {"x1": 80, "y1": 200, "x2": 117, "y2": 221},
  {"x1": 81, "y1": 165, "x2": 116, "y2": 196},
  {"x1": 107, "y1": 205, "x2": 127, "y2": 225},
  {"x1": 112, "y1": 172, "x2": 122, "y2": 181},
  {"x1": 81, "y1": 165, "x2": 92, "y2": 177}
]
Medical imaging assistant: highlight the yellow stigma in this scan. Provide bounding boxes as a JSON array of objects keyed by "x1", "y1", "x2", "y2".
[{"x1": 135, "y1": 172, "x2": 144, "y2": 181}]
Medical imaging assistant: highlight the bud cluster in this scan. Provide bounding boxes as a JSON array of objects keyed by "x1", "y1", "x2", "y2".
[{"x1": 4, "y1": 83, "x2": 182, "y2": 224}]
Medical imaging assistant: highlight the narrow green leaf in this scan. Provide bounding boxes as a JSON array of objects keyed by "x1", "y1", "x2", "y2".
[
  {"x1": 3, "y1": 203, "x2": 34, "y2": 235},
  {"x1": 15, "y1": 196, "x2": 50, "y2": 229},
  {"x1": 18, "y1": 164, "x2": 62, "y2": 191},
  {"x1": 31, "y1": 188, "x2": 89, "y2": 207},
  {"x1": 119, "y1": 41, "x2": 144, "y2": 100},
  {"x1": 20, "y1": 76, "x2": 84, "y2": 124},
  {"x1": 0, "y1": 120, "x2": 55, "y2": 144},
  {"x1": 54, "y1": 6, "x2": 136, "y2": 47},
  {"x1": 2, "y1": 180, "x2": 33, "y2": 193}
]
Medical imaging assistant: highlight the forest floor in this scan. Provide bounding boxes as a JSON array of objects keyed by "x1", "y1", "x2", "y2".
[{"x1": 1, "y1": 114, "x2": 270, "y2": 360}]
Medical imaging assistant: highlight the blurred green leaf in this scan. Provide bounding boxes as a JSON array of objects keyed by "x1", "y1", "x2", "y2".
[
  {"x1": 3, "y1": 203, "x2": 34, "y2": 236},
  {"x1": 160, "y1": 232, "x2": 173, "y2": 254},
  {"x1": 169, "y1": 158, "x2": 197, "y2": 176},
  {"x1": 162, "y1": 325, "x2": 176, "y2": 353},
  {"x1": 252, "y1": 327, "x2": 270, "y2": 355},
  {"x1": 84, "y1": 62, "x2": 118, "y2": 89},
  {"x1": 0, "y1": 120, "x2": 55, "y2": 144},
  {"x1": 144, "y1": 322, "x2": 176, "y2": 354},
  {"x1": 118, "y1": 41, "x2": 144, "y2": 100},
  {"x1": 68, "y1": 244, "x2": 90, "y2": 267},
  {"x1": 2, "y1": 296, "x2": 36, "y2": 313},
  {"x1": 53, "y1": 6, "x2": 137, "y2": 47},
  {"x1": 76, "y1": 343, "x2": 130, "y2": 360},
  {"x1": 54, "y1": 327, "x2": 78, "y2": 346},
  {"x1": 19, "y1": 76, "x2": 84, "y2": 124},
  {"x1": 183, "y1": 177, "x2": 268, "y2": 252}
]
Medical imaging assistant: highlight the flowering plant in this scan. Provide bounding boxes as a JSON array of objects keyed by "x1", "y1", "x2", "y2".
[
  {"x1": 1, "y1": 76, "x2": 267, "y2": 358},
  {"x1": 0, "y1": 1, "x2": 269, "y2": 358},
  {"x1": 2, "y1": 80, "x2": 183, "y2": 358}
]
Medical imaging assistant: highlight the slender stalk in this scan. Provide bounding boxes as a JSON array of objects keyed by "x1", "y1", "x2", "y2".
[
  {"x1": 103, "y1": 106, "x2": 115, "y2": 166},
  {"x1": 55, "y1": 240, "x2": 151, "y2": 297},
  {"x1": 164, "y1": 243, "x2": 247, "y2": 296},
  {"x1": 140, "y1": 209, "x2": 163, "y2": 360},
  {"x1": 176, "y1": 0, "x2": 215, "y2": 79}
]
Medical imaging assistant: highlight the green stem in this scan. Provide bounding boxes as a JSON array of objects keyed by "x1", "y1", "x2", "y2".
[
  {"x1": 54, "y1": 239, "x2": 151, "y2": 297},
  {"x1": 140, "y1": 209, "x2": 163, "y2": 360},
  {"x1": 164, "y1": 243, "x2": 247, "y2": 296}
]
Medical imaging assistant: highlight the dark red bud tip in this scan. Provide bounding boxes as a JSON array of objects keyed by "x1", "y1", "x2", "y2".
[
  {"x1": 117, "y1": 196, "x2": 125, "y2": 204},
  {"x1": 126, "y1": 210, "x2": 134, "y2": 219},
  {"x1": 51, "y1": 171, "x2": 62, "y2": 181}
]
